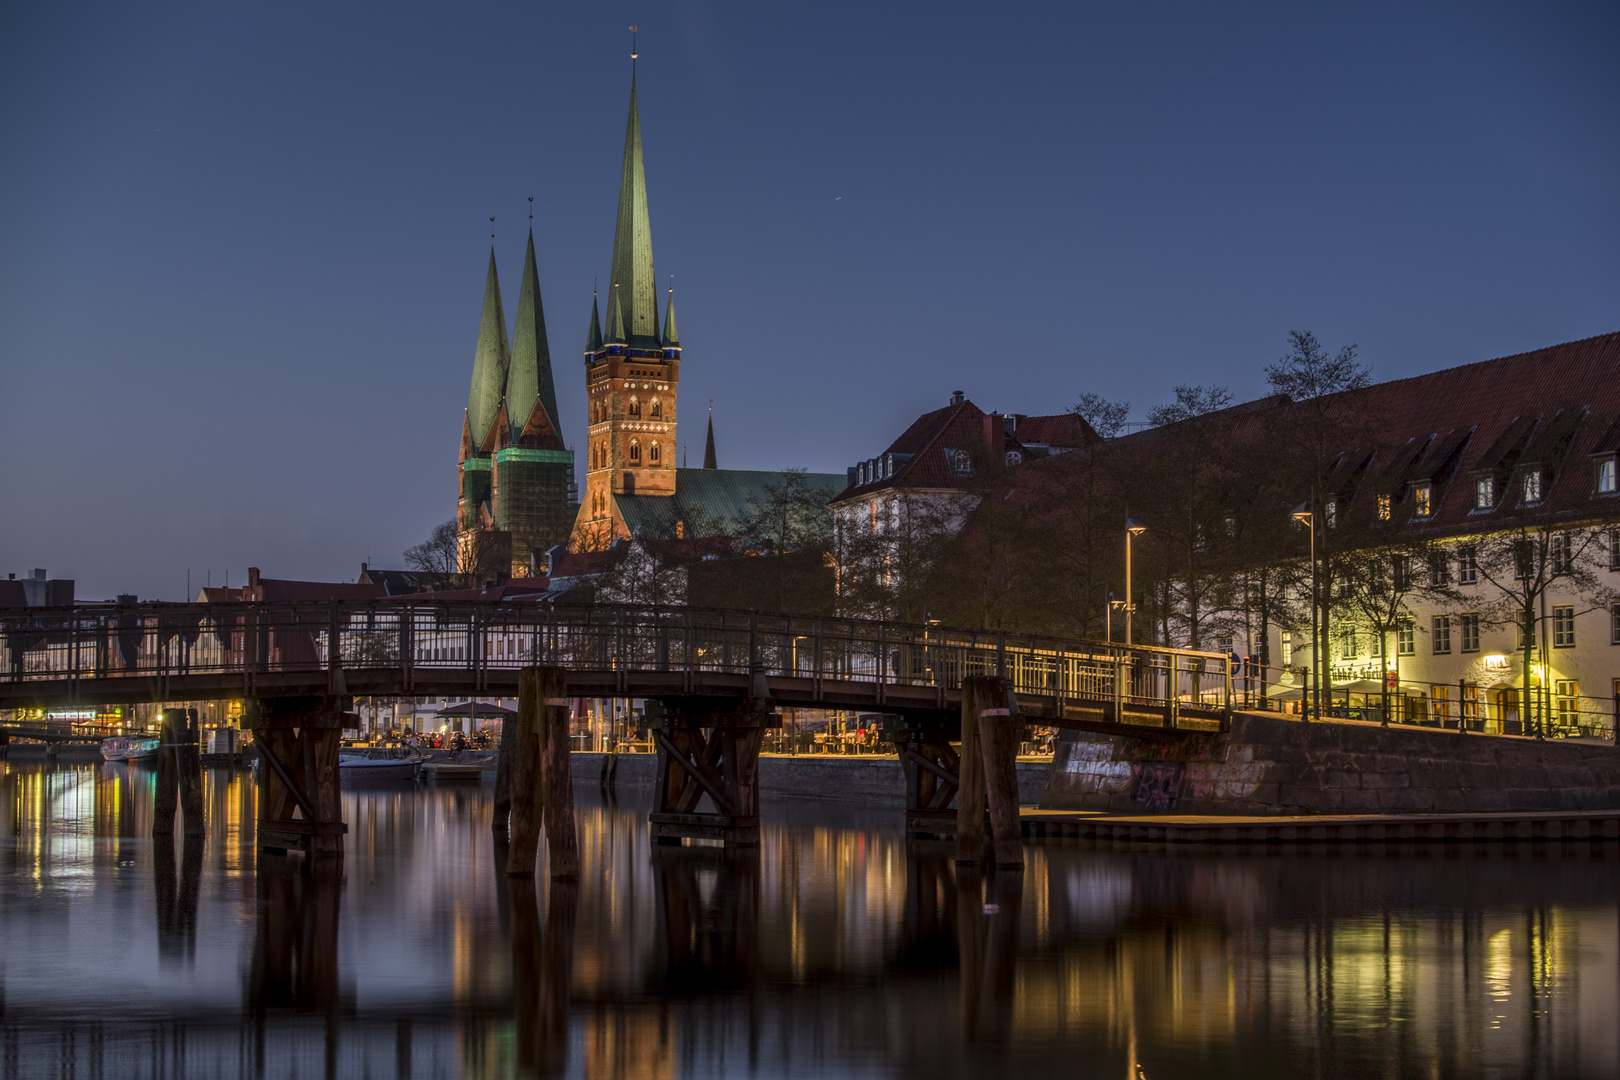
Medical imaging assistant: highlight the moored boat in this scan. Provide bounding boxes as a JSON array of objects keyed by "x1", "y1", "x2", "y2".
[
  {"x1": 101, "y1": 736, "x2": 160, "y2": 763},
  {"x1": 419, "y1": 761, "x2": 489, "y2": 783},
  {"x1": 338, "y1": 753, "x2": 420, "y2": 782}
]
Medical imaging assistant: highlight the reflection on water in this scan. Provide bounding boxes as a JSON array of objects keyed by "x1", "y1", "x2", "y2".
[{"x1": 1, "y1": 760, "x2": 1618, "y2": 1078}]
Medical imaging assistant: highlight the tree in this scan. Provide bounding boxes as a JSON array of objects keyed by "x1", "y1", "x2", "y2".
[
  {"x1": 1334, "y1": 536, "x2": 1458, "y2": 722},
  {"x1": 403, "y1": 520, "x2": 508, "y2": 589}
]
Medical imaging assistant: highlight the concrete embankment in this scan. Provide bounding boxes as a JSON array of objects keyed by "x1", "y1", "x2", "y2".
[
  {"x1": 574, "y1": 752, "x2": 1050, "y2": 806},
  {"x1": 1043, "y1": 709, "x2": 1620, "y2": 815}
]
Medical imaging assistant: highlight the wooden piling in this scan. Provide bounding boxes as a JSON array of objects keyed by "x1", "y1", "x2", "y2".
[
  {"x1": 179, "y1": 708, "x2": 206, "y2": 838},
  {"x1": 537, "y1": 666, "x2": 579, "y2": 881},
  {"x1": 975, "y1": 678, "x2": 1025, "y2": 870},
  {"x1": 492, "y1": 697, "x2": 517, "y2": 831},
  {"x1": 152, "y1": 708, "x2": 180, "y2": 839},
  {"x1": 505, "y1": 667, "x2": 544, "y2": 877},
  {"x1": 955, "y1": 680, "x2": 987, "y2": 864}
]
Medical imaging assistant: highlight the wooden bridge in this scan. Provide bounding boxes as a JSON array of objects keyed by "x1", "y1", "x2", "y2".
[{"x1": 1, "y1": 601, "x2": 1232, "y2": 851}]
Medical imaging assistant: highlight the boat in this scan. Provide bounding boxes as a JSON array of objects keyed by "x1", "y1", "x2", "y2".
[
  {"x1": 101, "y1": 736, "x2": 160, "y2": 763},
  {"x1": 419, "y1": 761, "x2": 489, "y2": 783},
  {"x1": 338, "y1": 752, "x2": 420, "y2": 782}
]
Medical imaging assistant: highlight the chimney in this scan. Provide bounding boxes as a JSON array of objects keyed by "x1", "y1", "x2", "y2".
[
  {"x1": 248, "y1": 567, "x2": 260, "y2": 587},
  {"x1": 950, "y1": 390, "x2": 965, "y2": 406},
  {"x1": 31, "y1": 569, "x2": 46, "y2": 581},
  {"x1": 984, "y1": 413, "x2": 1003, "y2": 451}
]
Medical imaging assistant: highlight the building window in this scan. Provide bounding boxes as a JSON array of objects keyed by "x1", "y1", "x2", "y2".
[
  {"x1": 1598, "y1": 458, "x2": 1617, "y2": 494},
  {"x1": 650, "y1": 399, "x2": 662, "y2": 419},
  {"x1": 1516, "y1": 613, "x2": 1534, "y2": 652},
  {"x1": 1474, "y1": 477, "x2": 1495, "y2": 510},
  {"x1": 1433, "y1": 684, "x2": 1453, "y2": 726},
  {"x1": 1610, "y1": 529, "x2": 1620, "y2": 572},
  {"x1": 1522, "y1": 469, "x2": 1544, "y2": 505},
  {"x1": 1413, "y1": 483, "x2": 1433, "y2": 517},
  {"x1": 1513, "y1": 539, "x2": 1535, "y2": 580},
  {"x1": 1397, "y1": 621, "x2": 1415, "y2": 656},
  {"x1": 1554, "y1": 680, "x2": 1580, "y2": 729},
  {"x1": 1005, "y1": 450, "x2": 1023, "y2": 467},
  {"x1": 649, "y1": 442, "x2": 661, "y2": 465},
  {"x1": 1462, "y1": 683, "x2": 1480, "y2": 727},
  {"x1": 1432, "y1": 615, "x2": 1451, "y2": 654},
  {"x1": 1611, "y1": 603, "x2": 1620, "y2": 645},
  {"x1": 1377, "y1": 494, "x2": 1391, "y2": 520},
  {"x1": 628, "y1": 397, "x2": 641, "y2": 419},
  {"x1": 629, "y1": 440, "x2": 641, "y2": 464},
  {"x1": 1393, "y1": 555, "x2": 1410, "y2": 591},
  {"x1": 1460, "y1": 613, "x2": 1480, "y2": 653},
  {"x1": 869, "y1": 501, "x2": 879, "y2": 534},
  {"x1": 1325, "y1": 500, "x2": 1338, "y2": 529},
  {"x1": 1428, "y1": 553, "x2": 1450, "y2": 586},
  {"x1": 1553, "y1": 605, "x2": 1575, "y2": 648},
  {"x1": 1550, "y1": 531, "x2": 1573, "y2": 575},
  {"x1": 1340, "y1": 628, "x2": 1356, "y2": 659},
  {"x1": 1280, "y1": 631, "x2": 1292, "y2": 667},
  {"x1": 1458, "y1": 546, "x2": 1479, "y2": 585},
  {"x1": 947, "y1": 449, "x2": 974, "y2": 477}
]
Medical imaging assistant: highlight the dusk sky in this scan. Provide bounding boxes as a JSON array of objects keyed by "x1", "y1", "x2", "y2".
[{"x1": 3, "y1": 2, "x2": 1617, "y2": 601}]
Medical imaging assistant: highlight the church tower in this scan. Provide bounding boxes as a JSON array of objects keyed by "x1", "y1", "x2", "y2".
[
  {"x1": 573, "y1": 75, "x2": 681, "y2": 543},
  {"x1": 459, "y1": 230, "x2": 575, "y2": 578}
]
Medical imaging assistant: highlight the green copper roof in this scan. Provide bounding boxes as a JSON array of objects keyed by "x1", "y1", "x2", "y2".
[
  {"x1": 608, "y1": 76, "x2": 659, "y2": 347},
  {"x1": 662, "y1": 289, "x2": 679, "y2": 348},
  {"x1": 585, "y1": 293, "x2": 603, "y2": 353},
  {"x1": 614, "y1": 468, "x2": 847, "y2": 539},
  {"x1": 605, "y1": 285, "x2": 627, "y2": 344},
  {"x1": 466, "y1": 248, "x2": 510, "y2": 448},
  {"x1": 508, "y1": 229, "x2": 562, "y2": 444}
]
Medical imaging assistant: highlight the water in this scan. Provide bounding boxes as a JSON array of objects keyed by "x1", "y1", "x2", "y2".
[{"x1": 2, "y1": 760, "x2": 1617, "y2": 1079}]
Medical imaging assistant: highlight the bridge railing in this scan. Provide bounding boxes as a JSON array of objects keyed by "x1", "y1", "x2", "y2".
[{"x1": 2, "y1": 601, "x2": 1230, "y2": 715}]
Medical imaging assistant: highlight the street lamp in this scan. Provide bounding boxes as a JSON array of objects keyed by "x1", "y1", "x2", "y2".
[
  {"x1": 1125, "y1": 519, "x2": 1146, "y2": 646},
  {"x1": 1292, "y1": 501, "x2": 1316, "y2": 722}
]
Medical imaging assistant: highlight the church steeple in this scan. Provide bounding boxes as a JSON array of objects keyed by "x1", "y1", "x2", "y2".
[
  {"x1": 662, "y1": 284, "x2": 679, "y2": 348},
  {"x1": 466, "y1": 248, "x2": 510, "y2": 450},
  {"x1": 609, "y1": 76, "x2": 658, "y2": 346},
  {"x1": 508, "y1": 229, "x2": 562, "y2": 445},
  {"x1": 605, "y1": 285, "x2": 628, "y2": 345},
  {"x1": 703, "y1": 406, "x2": 717, "y2": 470},
  {"x1": 585, "y1": 290, "x2": 603, "y2": 353}
]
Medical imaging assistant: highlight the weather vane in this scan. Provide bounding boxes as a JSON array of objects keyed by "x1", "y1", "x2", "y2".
[
  {"x1": 528, "y1": 196, "x2": 533, "y2": 222},
  {"x1": 630, "y1": 25, "x2": 638, "y2": 61},
  {"x1": 489, "y1": 216, "x2": 495, "y2": 240}
]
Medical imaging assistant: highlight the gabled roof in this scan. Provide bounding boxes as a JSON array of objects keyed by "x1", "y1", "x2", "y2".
[
  {"x1": 832, "y1": 398, "x2": 988, "y2": 500},
  {"x1": 616, "y1": 468, "x2": 846, "y2": 540},
  {"x1": 243, "y1": 578, "x2": 387, "y2": 603},
  {"x1": 507, "y1": 229, "x2": 562, "y2": 446},
  {"x1": 1010, "y1": 413, "x2": 1095, "y2": 448}
]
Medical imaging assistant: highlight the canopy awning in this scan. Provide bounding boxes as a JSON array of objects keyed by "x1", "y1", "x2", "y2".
[{"x1": 435, "y1": 701, "x2": 517, "y2": 719}]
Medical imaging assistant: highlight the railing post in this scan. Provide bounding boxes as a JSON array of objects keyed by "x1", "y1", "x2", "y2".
[{"x1": 996, "y1": 629, "x2": 1006, "y2": 680}]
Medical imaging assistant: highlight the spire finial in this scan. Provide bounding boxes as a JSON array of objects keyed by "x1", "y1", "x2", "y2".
[
  {"x1": 489, "y1": 216, "x2": 495, "y2": 241},
  {"x1": 527, "y1": 196, "x2": 533, "y2": 223},
  {"x1": 629, "y1": 25, "x2": 638, "y2": 64}
]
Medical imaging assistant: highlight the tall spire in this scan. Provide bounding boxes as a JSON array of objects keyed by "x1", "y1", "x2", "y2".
[
  {"x1": 584, "y1": 288, "x2": 603, "y2": 353},
  {"x1": 508, "y1": 229, "x2": 562, "y2": 444},
  {"x1": 609, "y1": 75, "x2": 658, "y2": 345},
  {"x1": 703, "y1": 404, "x2": 717, "y2": 470},
  {"x1": 605, "y1": 284, "x2": 627, "y2": 344},
  {"x1": 466, "y1": 248, "x2": 510, "y2": 449},
  {"x1": 662, "y1": 281, "x2": 679, "y2": 348}
]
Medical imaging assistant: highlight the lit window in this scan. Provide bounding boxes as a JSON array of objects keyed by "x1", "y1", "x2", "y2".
[
  {"x1": 1325, "y1": 500, "x2": 1338, "y2": 528},
  {"x1": 1397, "y1": 622, "x2": 1415, "y2": 655},
  {"x1": 1458, "y1": 546, "x2": 1478, "y2": 585},
  {"x1": 1598, "y1": 458, "x2": 1617, "y2": 494},
  {"x1": 1554, "y1": 680, "x2": 1579, "y2": 729},
  {"x1": 1550, "y1": 532, "x2": 1572, "y2": 575},
  {"x1": 1413, "y1": 483, "x2": 1432, "y2": 517},
  {"x1": 1432, "y1": 615, "x2": 1451, "y2": 654},
  {"x1": 1340, "y1": 628, "x2": 1356, "y2": 659},
  {"x1": 1522, "y1": 469, "x2": 1543, "y2": 504},
  {"x1": 1280, "y1": 631, "x2": 1293, "y2": 667},
  {"x1": 1460, "y1": 613, "x2": 1480, "y2": 653},
  {"x1": 1474, "y1": 477, "x2": 1495, "y2": 509},
  {"x1": 1377, "y1": 494, "x2": 1391, "y2": 520},
  {"x1": 1553, "y1": 605, "x2": 1575, "y2": 648}
]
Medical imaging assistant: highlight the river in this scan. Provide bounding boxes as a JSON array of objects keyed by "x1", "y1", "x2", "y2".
[{"x1": 0, "y1": 759, "x2": 1616, "y2": 1078}]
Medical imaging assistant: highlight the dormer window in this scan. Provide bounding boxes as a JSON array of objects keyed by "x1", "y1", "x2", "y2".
[
  {"x1": 1377, "y1": 495, "x2": 1391, "y2": 520},
  {"x1": 1005, "y1": 450, "x2": 1023, "y2": 467},
  {"x1": 1522, "y1": 469, "x2": 1544, "y2": 505},
  {"x1": 1598, "y1": 457, "x2": 1617, "y2": 495},
  {"x1": 947, "y1": 448, "x2": 974, "y2": 478},
  {"x1": 1325, "y1": 500, "x2": 1338, "y2": 529},
  {"x1": 1474, "y1": 477, "x2": 1495, "y2": 510},
  {"x1": 1413, "y1": 483, "x2": 1433, "y2": 518}
]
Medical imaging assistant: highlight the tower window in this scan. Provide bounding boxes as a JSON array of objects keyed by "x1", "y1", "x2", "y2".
[
  {"x1": 650, "y1": 400, "x2": 662, "y2": 420},
  {"x1": 629, "y1": 397, "x2": 641, "y2": 419},
  {"x1": 629, "y1": 440, "x2": 641, "y2": 464},
  {"x1": 650, "y1": 442, "x2": 661, "y2": 465}
]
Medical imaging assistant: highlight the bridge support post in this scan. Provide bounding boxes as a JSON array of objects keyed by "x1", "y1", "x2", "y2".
[
  {"x1": 153, "y1": 708, "x2": 181, "y2": 839},
  {"x1": 889, "y1": 715, "x2": 962, "y2": 839},
  {"x1": 958, "y1": 676, "x2": 1023, "y2": 869},
  {"x1": 179, "y1": 708, "x2": 205, "y2": 839},
  {"x1": 648, "y1": 696, "x2": 776, "y2": 848},
  {"x1": 245, "y1": 696, "x2": 350, "y2": 857},
  {"x1": 507, "y1": 667, "x2": 579, "y2": 880}
]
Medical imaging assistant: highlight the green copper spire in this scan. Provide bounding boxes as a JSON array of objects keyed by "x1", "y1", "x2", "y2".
[
  {"x1": 466, "y1": 247, "x2": 510, "y2": 448},
  {"x1": 605, "y1": 285, "x2": 627, "y2": 344},
  {"x1": 508, "y1": 229, "x2": 562, "y2": 443},
  {"x1": 585, "y1": 291, "x2": 603, "y2": 353},
  {"x1": 608, "y1": 76, "x2": 658, "y2": 345},
  {"x1": 662, "y1": 285, "x2": 679, "y2": 348}
]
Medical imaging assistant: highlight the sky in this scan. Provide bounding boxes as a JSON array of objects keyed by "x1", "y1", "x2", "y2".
[{"x1": 2, "y1": 1, "x2": 1618, "y2": 601}]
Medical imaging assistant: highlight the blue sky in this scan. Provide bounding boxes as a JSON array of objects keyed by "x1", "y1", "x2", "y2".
[{"x1": 2, "y1": 1, "x2": 1617, "y2": 599}]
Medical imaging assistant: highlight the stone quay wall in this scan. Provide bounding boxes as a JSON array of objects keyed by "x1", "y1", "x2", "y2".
[
  {"x1": 574, "y1": 752, "x2": 1050, "y2": 806},
  {"x1": 1041, "y1": 710, "x2": 1620, "y2": 815}
]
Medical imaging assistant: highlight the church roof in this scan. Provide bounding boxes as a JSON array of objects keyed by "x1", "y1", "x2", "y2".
[
  {"x1": 662, "y1": 288, "x2": 679, "y2": 348},
  {"x1": 608, "y1": 75, "x2": 661, "y2": 349},
  {"x1": 466, "y1": 248, "x2": 510, "y2": 450},
  {"x1": 703, "y1": 411, "x2": 717, "y2": 469},
  {"x1": 614, "y1": 468, "x2": 847, "y2": 540},
  {"x1": 508, "y1": 230, "x2": 562, "y2": 445}
]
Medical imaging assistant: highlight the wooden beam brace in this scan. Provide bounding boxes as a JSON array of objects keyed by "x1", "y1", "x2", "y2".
[
  {"x1": 653, "y1": 730, "x2": 735, "y2": 815},
  {"x1": 258, "y1": 739, "x2": 319, "y2": 821}
]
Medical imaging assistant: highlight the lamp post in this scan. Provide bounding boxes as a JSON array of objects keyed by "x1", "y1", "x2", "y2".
[
  {"x1": 1125, "y1": 519, "x2": 1146, "y2": 646},
  {"x1": 1292, "y1": 501, "x2": 1316, "y2": 722}
]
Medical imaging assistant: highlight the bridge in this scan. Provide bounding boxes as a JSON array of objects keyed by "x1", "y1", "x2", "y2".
[{"x1": 2, "y1": 601, "x2": 1232, "y2": 850}]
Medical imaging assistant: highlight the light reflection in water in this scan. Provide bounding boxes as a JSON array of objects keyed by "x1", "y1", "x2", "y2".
[{"x1": 0, "y1": 760, "x2": 1616, "y2": 1078}]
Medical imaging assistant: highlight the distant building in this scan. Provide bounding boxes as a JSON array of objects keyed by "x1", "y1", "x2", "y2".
[{"x1": 1, "y1": 569, "x2": 75, "y2": 608}]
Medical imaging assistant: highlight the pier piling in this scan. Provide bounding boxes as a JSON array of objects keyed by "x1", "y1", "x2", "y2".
[
  {"x1": 537, "y1": 667, "x2": 579, "y2": 880},
  {"x1": 955, "y1": 681, "x2": 987, "y2": 864},
  {"x1": 179, "y1": 708, "x2": 205, "y2": 838},
  {"x1": 153, "y1": 708, "x2": 180, "y2": 839},
  {"x1": 505, "y1": 668, "x2": 544, "y2": 877}
]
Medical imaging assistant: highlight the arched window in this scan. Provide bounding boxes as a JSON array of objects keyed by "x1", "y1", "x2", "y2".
[
  {"x1": 650, "y1": 399, "x2": 662, "y2": 419},
  {"x1": 628, "y1": 396, "x2": 641, "y2": 419},
  {"x1": 650, "y1": 442, "x2": 661, "y2": 465},
  {"x1": 629, "y1": 439, "x2": 641, "y2": 464}
]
